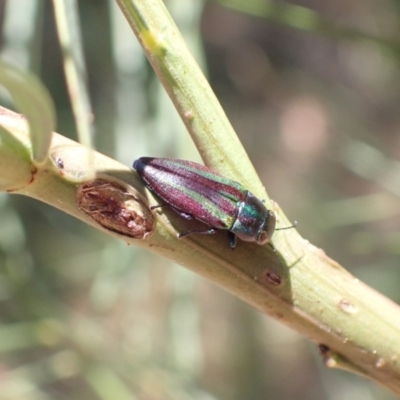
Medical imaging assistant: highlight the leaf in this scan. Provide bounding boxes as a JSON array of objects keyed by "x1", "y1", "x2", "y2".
[{"x1": 0, "y1": 62, "x2": 56, "y2": 164}]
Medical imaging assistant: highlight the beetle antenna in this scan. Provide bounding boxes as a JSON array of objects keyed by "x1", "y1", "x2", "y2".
[{"x1": 275, "y1": 221, "x2": 297, "y2": 231}]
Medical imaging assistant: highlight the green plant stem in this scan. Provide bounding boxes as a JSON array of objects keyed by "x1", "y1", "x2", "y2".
[
  {"x1": 52, "y1": 0, "x2": 93, "y2": 151},
  {"x1": 115, "y1": 0, "x2": 270, "y2": 206},
  {"x1": 2, "y1": 101, "x2": 400, "y2": 394},
  {"x1": 2, "y1": 0, "x2": 400, "y2": 393},
  {"x1": 118, "y1": 0, "x2": 400, "y2": 393}
]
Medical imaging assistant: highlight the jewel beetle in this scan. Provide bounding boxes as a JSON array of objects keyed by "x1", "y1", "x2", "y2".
[{"x1": 133, "y1": 157, "x2": 294, "y2": 248}]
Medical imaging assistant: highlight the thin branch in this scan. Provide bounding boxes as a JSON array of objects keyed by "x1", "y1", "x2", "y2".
[{"x1": 1, "y1": 0, "x2": 400, "y2": 393}]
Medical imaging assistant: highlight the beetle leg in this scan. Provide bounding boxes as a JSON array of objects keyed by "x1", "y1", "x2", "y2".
[
  {"x1": 227, "y1": 231, "x2": 237, "y2": 249},
  {"x1": 150, "y1": 203, "x2": 169, "y2": 210},
  {"x1": 178, "y1": 228, "x2": 216, "y2": 239}
]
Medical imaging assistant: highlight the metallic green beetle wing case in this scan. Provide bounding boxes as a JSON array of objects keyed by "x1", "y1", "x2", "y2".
[{"x1": 133, "y1": 157, "x2": 278, "y2": 249}]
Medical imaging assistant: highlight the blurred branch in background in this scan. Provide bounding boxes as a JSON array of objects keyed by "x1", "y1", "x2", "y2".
[
  {"x1": 1, "y1": 0, "x2": 400, "y2": 400},
  {"x1": 214, "y1": 0, "x2": 400, "y2": 51},
  {"x1": 53, "y1": 0, "x2": 94, "y2": 176}
]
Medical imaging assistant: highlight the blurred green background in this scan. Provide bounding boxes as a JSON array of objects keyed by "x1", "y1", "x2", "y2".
[{"x1": 0, "y1": 0, "x2": 400, "y2": 399}]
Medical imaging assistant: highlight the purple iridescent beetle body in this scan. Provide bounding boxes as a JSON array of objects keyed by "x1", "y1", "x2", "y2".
[{"x1": 133, "y1": 157, "x2": 276, "y2": 248}]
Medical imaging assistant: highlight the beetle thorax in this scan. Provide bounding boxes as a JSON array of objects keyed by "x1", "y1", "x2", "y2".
[{"x1": 231, "y1": 191, "x2": 275, "y2": 245}]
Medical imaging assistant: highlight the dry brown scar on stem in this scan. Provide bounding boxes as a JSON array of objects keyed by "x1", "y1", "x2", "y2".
[{"x1": 77, "y1": 179, "x2": 154, "y2": 239}]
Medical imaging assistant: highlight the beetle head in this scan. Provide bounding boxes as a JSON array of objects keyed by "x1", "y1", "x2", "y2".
[{"x1": 256, "y1": 210, "x2": 276, "y2": 245}]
